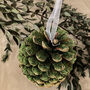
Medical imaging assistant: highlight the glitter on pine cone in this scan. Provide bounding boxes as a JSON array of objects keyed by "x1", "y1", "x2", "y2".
[{"x1": 18, "y1": 27, "x2": 76, "y2": 87}]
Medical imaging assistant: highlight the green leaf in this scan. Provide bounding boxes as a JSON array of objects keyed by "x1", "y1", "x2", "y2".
[
  {"x1": 32, "y1": 24, "x2": 40, "y2": 31},
  {"x1": 4, "y1": 43, "x2": 12, "y2": 51},
  {"x1": 0, "y1": 19, "x2": 6, "y2": 25},
  {"x1": 5, "y1": 31, "x2": 11, "y2": 42},
  {"x1": 13, "y1": 36, "x2": 19, "y2": 45},
  {"x1": 2, "y1": 51, "x2": 9, "y2": 62},
  {"x1": 8, "y1": 29, "x2": 20, "y2": 36},
  {"x1": 0, "y1": 25, "x2": 5, "y2": 34},
  {"x1": 72, "y1": 17, "x2": 78, "y2": 23},
  {"x1": 67, "y1": 26, "x2": 74, "y2": 31},
  {"x1": 2, "y1": 43, "x2": 11, "y2": 62},
  {"x1": 46, "y1": 6, "x2": 51, "y2": 11},
  {"x1": 0, "y1": 4, "x2": 6, "y2": 8},
  {"x1": 17, "y1": 14, "x2": 24, "y2": 21},
  {"x1": 11, "y1": 8, "x2": 19, "y2": 14},
  {"x1": 24, "y1": 25, "x2": 32, "y2": 32},
  {"x1": 64, "y1": 12, "x2": 71, "y2": 17},
  {"x1": 35, "y1": 2, "x2": 44, "y2": 8},
  {"x1": 21, "y1": 6, "x2": 28, "y2": 12}
]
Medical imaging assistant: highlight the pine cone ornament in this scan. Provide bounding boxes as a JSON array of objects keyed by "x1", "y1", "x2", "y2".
[{"x1": 18, "y1": 27, "x2": 76, "y2": 87}]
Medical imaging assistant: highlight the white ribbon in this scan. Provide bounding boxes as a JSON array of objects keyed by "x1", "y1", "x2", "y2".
[{"x1": 46, "y1": 0, "x2": 63, "y2": 43}]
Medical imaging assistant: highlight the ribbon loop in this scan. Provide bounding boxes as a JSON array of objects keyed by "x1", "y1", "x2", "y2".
[{"x1": 46, "y1": 0, "x2": 63, "y2": 43}]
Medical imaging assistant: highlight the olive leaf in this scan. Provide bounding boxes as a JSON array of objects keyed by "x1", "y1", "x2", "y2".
[
  {"x1": 2, "y1": 43, "x2": 12, "y2": 62},
  {"x1": 2, "y1": 50, "x2": 9, "y2": 62},
  {"x1": 64, "y1": 12, "x2": 71, "y2": 17}
]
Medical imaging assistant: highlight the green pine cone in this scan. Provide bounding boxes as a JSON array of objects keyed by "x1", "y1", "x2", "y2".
[{"x1": 18, "y1": 27, "x2": 76, "y2": 87}]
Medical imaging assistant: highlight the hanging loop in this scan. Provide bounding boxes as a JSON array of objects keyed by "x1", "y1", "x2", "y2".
[{"x1": 46, "y1": 0, "x2": 63, "y2": 43}]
